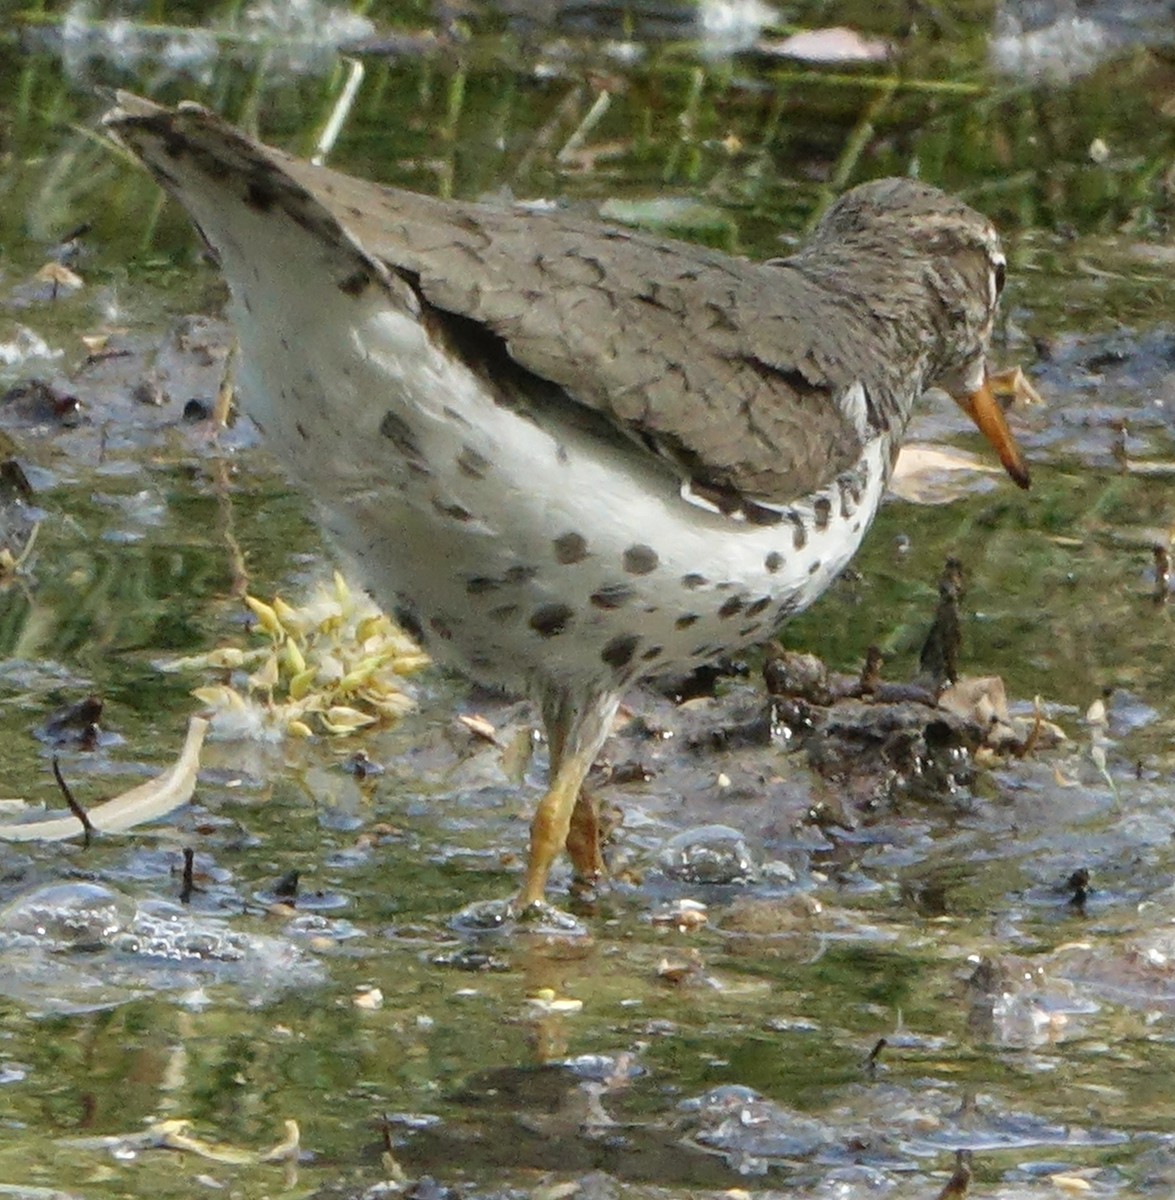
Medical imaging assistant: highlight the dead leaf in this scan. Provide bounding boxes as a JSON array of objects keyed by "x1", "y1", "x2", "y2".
[
  {"x1": 763, "y1": 26, "x2": 891, "y2": 63},
  {"x1": 35, "y1": 261, "x2": 84, "y2": 292},
  {"x1": 0, "y1": 715, "x2": 207, "y2": 842},
  {"x1": 890, "y1": 443, "x2": 1002, "y2": 504},
  {"x1": 939, "y1": 677, "x2": 1066, "y2": 751},
  {"x1": 458, "y1": 713, "x2": 499, "y2": 744}
]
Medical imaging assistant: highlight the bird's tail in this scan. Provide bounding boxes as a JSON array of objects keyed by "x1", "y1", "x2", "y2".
[{"x1": 102, "y1": 91, "x2": 391, "y2": 298}]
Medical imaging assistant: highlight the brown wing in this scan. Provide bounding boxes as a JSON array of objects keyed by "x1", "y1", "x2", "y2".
[
  {"x1": 293, "y1": 166, "x2": 888, "y2": 503},
  {"x1": 107, "y1": 95, "x2": 887, "y2": 504}
]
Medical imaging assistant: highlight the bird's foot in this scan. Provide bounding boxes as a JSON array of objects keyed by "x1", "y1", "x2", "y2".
[
  {"x1": 449, "y1": 895, "x2": 588, "y2": 938},
  {"x1": 511, "y1": 897, "x2": 589, "y2": 934}
]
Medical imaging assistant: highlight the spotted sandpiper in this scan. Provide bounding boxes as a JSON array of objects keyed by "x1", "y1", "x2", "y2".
[{"x1": 104, "y1": 94, "x2": 1031, "y2": 909}]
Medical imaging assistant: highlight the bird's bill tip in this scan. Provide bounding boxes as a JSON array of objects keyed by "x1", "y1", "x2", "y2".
[{"x1": 953, "y1": 378, "x2": 1031, "y2": 490}]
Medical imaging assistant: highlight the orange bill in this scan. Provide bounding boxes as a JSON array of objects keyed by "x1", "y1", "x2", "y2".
[{"x1": 953, "y1": 377, "x2": 1031, "y2": 490}]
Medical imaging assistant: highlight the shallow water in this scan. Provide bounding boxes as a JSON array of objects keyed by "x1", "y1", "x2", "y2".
[{"x1": 3, "y1": 3, "x2": 1175, "y2": 1198}]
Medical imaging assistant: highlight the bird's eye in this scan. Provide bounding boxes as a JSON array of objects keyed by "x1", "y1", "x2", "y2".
[{"x1": 993, "y1": 259, "x2": 1007, "y2": 297}]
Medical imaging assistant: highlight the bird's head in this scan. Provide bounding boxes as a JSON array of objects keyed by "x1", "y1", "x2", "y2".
[{"x1": 806, "y1": 177, "x2": 1029, "y2": 489}]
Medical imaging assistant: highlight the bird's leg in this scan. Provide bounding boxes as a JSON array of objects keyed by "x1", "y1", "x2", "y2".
[
  {"x1": 565, "y1": 787, "x2": 603, "y2": 888},
  {"x1": 519, "y1": 745, "x2": 597, "y2": 908},
  {"x1": 518, "y1": 687, "x2": 618, "y2": 908}
]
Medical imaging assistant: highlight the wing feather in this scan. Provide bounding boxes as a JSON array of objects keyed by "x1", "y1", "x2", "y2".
[{"x1": 109, "y1": 96, "x2": 902, "y2": 504}]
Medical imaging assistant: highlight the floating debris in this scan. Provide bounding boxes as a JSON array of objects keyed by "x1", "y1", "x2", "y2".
[
  {"x1": 34, "y1": 260, "x2": 84, "y2": 297},
  {"x1": 935, "y1": 1149, "x2": 973, "y2": 1199},
  {"x1": 58, "y1": 1117, "x2": 300, "y2": 1167},
  {"x1": 0, "y1": 716, "x2": 207, "y2": 843},
  {"x1": 354, "y1": 985, "x2": 383, "y2": 1010},
  {"x1": 525, "y1": 987, "x2": 583, "y2": 1015},
  {"x1": 1, "y1": 378, "x2": 83, "y2": 427},
  {"x1": 650, "y1": 898, "x2": 709, "y2": 932},
  {"x1": 49, "y1": 756, "x2": 96, "y2": 848},
  {"x1": 0, "y1": 327, "x2": 59, "y2": 368},
  {"x1": 0, "y1": 521, "x2": 39, "y2": 582},
  {"x1": 1154, "y1": 543, "x2": 1170, "y2": 603},
  {"x1": 1086, "y1": 694, "x2": 1116, "y2": 795},
  {"x1": 341, "y1": 748, "x2": 384, "y2": 777},
  {"x1": 37, "y1": 693, "x2": 104, "y2": 748},
  {"x1": 457, "y1": 712, "x2": 499, "y2": 745},
  {"x1": 919, "y1": 556, "x2": 966, "y2": 691},
  {"x1": 890, "y1": 443, "x2": 1002, "y2": 505},
  {"x1": 763, "y1": 25, "x2": 892, "y2": 64},
  {"x1": 166, "y1": 572, "x2": 428, "y2": 739}
]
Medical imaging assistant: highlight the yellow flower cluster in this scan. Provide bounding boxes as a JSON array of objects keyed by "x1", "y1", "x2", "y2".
[{"x1": 167, "y1": 573, "x2": 430, "y2": 739}]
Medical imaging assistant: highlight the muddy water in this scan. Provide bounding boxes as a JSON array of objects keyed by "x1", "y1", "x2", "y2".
[{"x1": 3, "y1": 3, "x2": 1175, "y2": 1198}]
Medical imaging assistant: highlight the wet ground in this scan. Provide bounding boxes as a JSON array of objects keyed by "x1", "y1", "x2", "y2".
[{"x1": 3, "y1": 2, "x2": 1175, "y2": 1198}]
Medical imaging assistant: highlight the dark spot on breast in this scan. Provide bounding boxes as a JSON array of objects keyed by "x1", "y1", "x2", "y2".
[
  {"x1": 200, "y1": 153, "x2": 231, "y2": 183},
  {"x1": 675, "y1": 613, "x2": 700, "y2": 629},
  {"x1": 506, "y1": 564, "x2": 538, "y2": 584},
  {"x1": 718, "y1": 596, "x2": 744, "y2": 619},
  {"x1": 623, "y1": 544, "x2": 659, "y2": 575},
  {"x1": 466, "y1": 576, "x2": 501, "y2": 595},
  {"x1": 601, "y1": 634, "x2": 640, "y2": 668},
  {"x1": 444, "y1": 405, "x2": 473, "y2": 429},
  {"x1": 745, "y1": 596, "x2": 772, "y2": 617},
  {"x1": 590, "y1": 583, "x2": 635, "y2": 609},
  {"x1": 490, "y1": 604, "x2": 519, "y2": 620},
  {"x1": 837, "y1": 474, "x2": 862, "y2": 518},
  {"x1": 152, "y1": 162, "x2": 183, "y2": 194},
  {"x1": 745, "y1": 501, "x2": 784, "y2": 526},
  {"x1": 337, "y1": 270, "x2": 370, "y2": 296},
  {"x1": 295, "y1": 421, "x2": 309, "y2": 441},
  {"x1": 814, "y1": 496, "x2": 832, "y2": 531},
  {"x1": 286, "y1": 201, "x2": 323, "y2": 237},
  {"x1": 738, "y1": 622, "x2": 763, "y2": 638},
  {"x1": 777, "y1": 597, "x2": 799, "y2": 619},
  {"x1": 764, "y1": 552, "x2": 783, "y2": 573},
  {"x1": 553, "y1": 532, "x2": 589, "y2": 564},
  {"x1": 788, "y1": 511, "x2": 807, "y2": 550},
  {"x1": 807, "y1": 560, "x2": 822, "y2": 575},
  {"x1": 245, "y1": 179, "x2": 278, "y2": 212},
  {"x1": 161, "y1": 130, "x2": 186, "y2": 159},
  {"x1": 429, "y1": 616, "x2": 453, "y2": 641},
  {"x1": 394, "y1": 605, "x2": 424, "y2": 643},
  {"x1": 682, "y1": 572, "x2": 707, "y2": 590},
  {"x1": 457, "y1": 445, "x2": 491, "y2": 479},
  {"x1": 852, "y1": 521, "x2": 862, "y2": 533},
  {"x1": 556, "y1": 444, "x2": 570, "y2": 465},
  {"x1": 529, "y1": 603, "x2": 573, "y2": 638},
  {"x1": 641, "y1": 645, "x2": 664, "y2": 661},
  {"x1": 432, "y1": 497, "x2": 473, "y2": 522},
  {"x1": 380, "y1": 411, "x2": 423, "y2": 464}
]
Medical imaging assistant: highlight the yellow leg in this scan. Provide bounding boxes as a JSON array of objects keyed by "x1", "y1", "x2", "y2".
[
  {"x1": 566, "y1": 787, "x2": 604, "y2": 886},
  {"x1": 519, "y1": 687, "x2": 619, "y2": 908},
  {"x1": 518, "y1": 744, "x2": 597, "y2": 908}
]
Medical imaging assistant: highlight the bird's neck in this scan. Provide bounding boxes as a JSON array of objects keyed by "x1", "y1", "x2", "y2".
[{"x1": 788, "y1": 247, "x2": 946, "y2": 432}]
